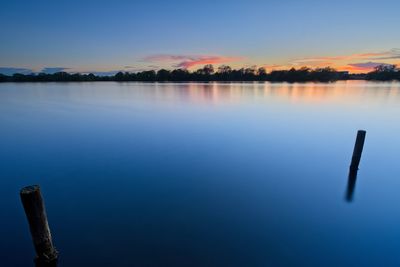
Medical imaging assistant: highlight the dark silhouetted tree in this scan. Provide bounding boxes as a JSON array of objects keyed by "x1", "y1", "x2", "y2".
[
  {"x1": 157, "y1": 69, "x2": 171, "y2": 81},
  {"x1": 366, "y1": 64, "x2": 399, "y2": 80}
]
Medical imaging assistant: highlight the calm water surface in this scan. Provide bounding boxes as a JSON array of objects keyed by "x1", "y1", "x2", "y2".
[{"x1": 1, "y1": 81, "x2": 400, "y2": 267}]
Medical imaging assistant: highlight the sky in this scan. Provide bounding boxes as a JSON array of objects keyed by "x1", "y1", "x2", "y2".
[{"x1": 1, "y1": 0, "x2": 400, "y2": 74}]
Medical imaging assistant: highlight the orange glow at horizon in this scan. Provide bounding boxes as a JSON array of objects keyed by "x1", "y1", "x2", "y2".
[
  {"x1": 262, "y1": 49, "x2": 400, "y2": 74},
  {"x1": 263, "y1": 62, "x2": 399, "y2": 74}
]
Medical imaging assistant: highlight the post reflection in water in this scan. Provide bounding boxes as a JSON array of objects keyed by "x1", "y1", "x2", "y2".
[{"x1": 345, "y1": 170, "x2": 358, "y2": 202}]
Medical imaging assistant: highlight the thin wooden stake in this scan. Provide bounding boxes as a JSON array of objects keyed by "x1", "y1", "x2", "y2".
[{"x1": 350, "y1": 130, "x2": 366, "y2": 172}]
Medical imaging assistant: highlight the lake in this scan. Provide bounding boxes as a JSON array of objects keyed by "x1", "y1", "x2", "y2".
[{"x1": 1, "y1": 81, "x2": 400, "y2": 267}]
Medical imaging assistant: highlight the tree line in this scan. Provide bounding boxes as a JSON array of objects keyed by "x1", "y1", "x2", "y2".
[
  {"x1": 0, "y1": 64, "x2": 399, "y2": 82},
  {"x1": 365, "y1": 64, "x2": 400, "y2": 81}
]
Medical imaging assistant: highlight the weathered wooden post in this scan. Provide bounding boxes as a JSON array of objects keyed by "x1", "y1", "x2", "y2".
[
  {"x1": 350, "y1": 130, "x2": 366, "y2": 172},
  {"x1": 20, "y1": 185, "x2": 58, "y2": 266}
]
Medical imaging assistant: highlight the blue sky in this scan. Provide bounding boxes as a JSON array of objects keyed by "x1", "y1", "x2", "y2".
[{"x1": 1, "y1": 0, "x2": 400, "y2": 74}]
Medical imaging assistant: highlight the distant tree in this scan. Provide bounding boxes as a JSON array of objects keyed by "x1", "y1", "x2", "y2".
[
  {"x1": 192, "y1": 65, "x2": 215, "y2": 81},
  {"x1": 218, "y1": 65, "x2": 232, "y2": 74},
  {"x1": 202, "y1": 64, "x2": 214, "y2": 75},
  {"x1": 12, "y1": 73, "x2": 29, "y2": 82},
  {"x1": 216, "y1": 65, "x2": 232, "y2": 81},
  {"x1": 0, "y1": 73, "x2": 8, "y2": 82},
  {"x1": 311, "y1": 67, "x2": 337, "y2": 82},
  {"x1": 297, "y1": 67, "x2": 311, "y2": 81},
  {"x1": 87, "y1": 73, "x2": 96, "y2": 81},
  {"x1": 157, "y1": 69, "x2": 171, "y2": 81},
  {"x1": 115, "y1": 72, "x2": 125, "y2": 81},
  {"x1": 170, "y1": 69, "x2": 190, "y2": 81},
  {"x1": 375, "y1": 64, "x2": 397, "y2": 72},
  {"x1": 257, "y1": 67, "x2": 267, "y2": 80},
  {"x1": 136, "y1": 70, "x2": 156, "y2": 81},
  {"x1": 366, "y1": 64, "x2": 399, "y2": 81},
  {"x1": 243, "y1": 66, "x2": 257, "y2": 80},
  {"x1": 52, "y1": 72, "x2": 70, "y2": 81}
]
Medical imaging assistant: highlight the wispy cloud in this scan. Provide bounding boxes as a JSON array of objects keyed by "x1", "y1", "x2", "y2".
[
  {"x1": 342, "y1": 61, "x2": 396, "y2": 72},
  {"x1": 0, "y1": 67, "x2": 33, "y2": 75},
  {"x1": 349, "y1": 61, "x2": 389, "y2": 69},
  {"x1": 262, "y1": 64, "x2": 287, "y2": 71},
  {"x1": 121, "y1": 66, "x2": 152, "y2": 72},
  {"x1": 290, "y1": 49, "x2": 400, "y2": 66},
  {"x1": 282, "y1": 48, "x2": 400, "y2": 73},
  {"x1": 143, "y1": 54, "x2": 244, "y2": 69},
  {"x1": 88, "y1": 71, "x2": 120, "y2": 76},
  {"x1": 369, "y1": 48, "x2": 400, "y2": 60},
  {"x1": 40, "y1": 67, "x2": 69, "y2": 74}
]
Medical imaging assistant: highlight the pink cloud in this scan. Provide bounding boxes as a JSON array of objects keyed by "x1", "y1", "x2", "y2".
[
  {"x1": 262, "y1": 64, "x2": 287, "y2": 70},
  {"x1": 143, "y1": 54, "x2": 244, "y2": 69},
  {"x1": 345, "y1": 62, "x2": 394, "y2": 72},
  {"x1": 349, "y1": 62, "x2": 387, "y2": 69}
]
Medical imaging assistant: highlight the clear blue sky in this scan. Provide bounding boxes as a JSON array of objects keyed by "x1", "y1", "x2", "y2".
[{"x1": 1, "y1": 0, "x2": 399, "y2": 74}]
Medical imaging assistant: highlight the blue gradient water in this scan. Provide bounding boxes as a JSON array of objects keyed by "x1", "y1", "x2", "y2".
[{"x1": 1, "y1": 81, "x2": 400, "y2": 267}]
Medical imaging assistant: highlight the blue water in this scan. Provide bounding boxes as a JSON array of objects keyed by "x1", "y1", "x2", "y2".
[{"x1": 1, "y1": 81, "x2": 400, "y2": 267}]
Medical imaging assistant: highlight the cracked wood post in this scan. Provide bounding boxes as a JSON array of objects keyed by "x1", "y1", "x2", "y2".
[
  {"x1": 20, "y1": 185, "x2": 58, "y2": 266},
  {"x1": 350, "y1": 130, "x2": 366, "y2": 172}
]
